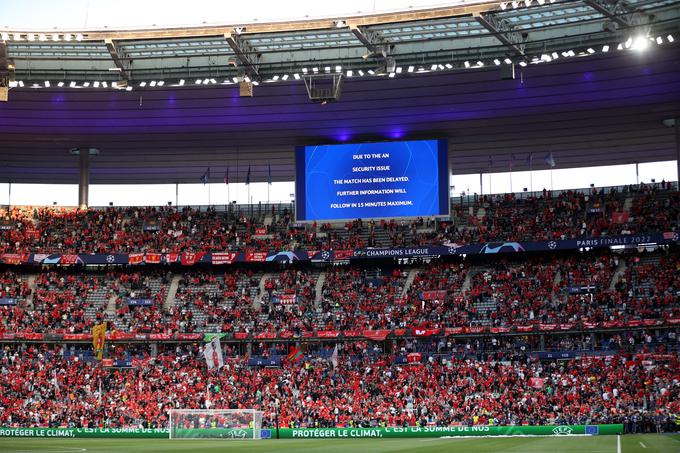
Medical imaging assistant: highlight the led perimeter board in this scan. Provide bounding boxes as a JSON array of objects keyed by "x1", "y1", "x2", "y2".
[{"x1": 295, "y1": 139, "x2": 449, "y2": 221}]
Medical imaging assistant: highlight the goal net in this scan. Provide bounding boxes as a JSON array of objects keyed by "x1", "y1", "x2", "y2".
[{"x1": 168, "y1": 409, "x2": 264, "y2": 439}]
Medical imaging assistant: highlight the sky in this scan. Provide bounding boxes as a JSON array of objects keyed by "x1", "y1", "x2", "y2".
[
  {"x1": 0, "y1": 160, "x2": 675, "y2": 207},
  {"x1": 0, "y1": 0, "x2": 476, "y2": 30}
]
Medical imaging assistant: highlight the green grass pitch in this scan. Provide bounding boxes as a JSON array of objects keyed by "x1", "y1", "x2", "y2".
[{"x1": 0, "y1": 434, "x2": 678, "y2": 453}]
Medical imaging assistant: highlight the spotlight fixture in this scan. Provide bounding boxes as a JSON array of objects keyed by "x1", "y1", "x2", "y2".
[
  {"x1": 407, "y1": 65, "x2": 414, "y2": 73},
  {"x1": 464, "y1": 61, "x2": 470, "y2": 68},
  {"x1": 602, "y1": 44, "x2": 609, "y2": 52}
]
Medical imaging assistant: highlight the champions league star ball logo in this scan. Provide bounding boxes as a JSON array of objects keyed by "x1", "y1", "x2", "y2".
[
  {"x1": 548, "y1": 241, "x2": 557, "y2": 250},
  {"x1": 226, "y1": 429, "x2": 248, "y2": 439},
  {"x1": 321, "y1": 251, "x2": 330, "y2": 260},
  {"x1": 106, "y1": 255, "x2": 115, "y2": 263}
]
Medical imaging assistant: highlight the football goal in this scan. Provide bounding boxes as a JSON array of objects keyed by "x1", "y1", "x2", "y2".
[{"x1": 168, "y1": 409, "x2": 264, "y2": 439}]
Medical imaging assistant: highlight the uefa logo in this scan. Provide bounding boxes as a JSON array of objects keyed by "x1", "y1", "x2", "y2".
[
  {"x1": 552, "y1": 426, "x2": 573, "y2": 435},
  {"x1": 106, "y1": 255, "x2": 115, "y2": 263}
]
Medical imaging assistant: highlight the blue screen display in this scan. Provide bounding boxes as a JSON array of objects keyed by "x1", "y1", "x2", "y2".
[{"x1": 295, "y1": 139, "x2": 449, "y2": 221}]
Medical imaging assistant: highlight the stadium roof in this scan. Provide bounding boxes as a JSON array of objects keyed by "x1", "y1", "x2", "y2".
[
  {"x1": 2, "y1": 0, "x2": 679, "y2": 82},
  {"x1": 0, "y1": 1, "x2": 679, "y2": 184}
]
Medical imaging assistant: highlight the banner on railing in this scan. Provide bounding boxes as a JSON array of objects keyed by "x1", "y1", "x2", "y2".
[{"x1": 2, "y1": 232, "x2": 675, "y2": 266}]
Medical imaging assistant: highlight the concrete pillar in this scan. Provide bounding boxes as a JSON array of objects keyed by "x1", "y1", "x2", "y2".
[
  {"x1": 676, "y1": 118, "x2": 680, "y2": 186},
  {"x1": 78, "y1": 149, "x2": 89, "y2": 209}
]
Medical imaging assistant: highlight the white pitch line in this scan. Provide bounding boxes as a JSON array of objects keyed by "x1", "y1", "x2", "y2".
[
  {"x1": 639, "y1": 441, "x2": 647, "y2": 449},
  {"x1": 617, "y1": 435, "x2": 621, "y2": 453}
]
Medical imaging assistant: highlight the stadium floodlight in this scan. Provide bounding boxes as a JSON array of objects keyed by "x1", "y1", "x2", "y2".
[
  {"x1": 476, "y1": 60, "x2": 484, "y2": 66},
  {"x1": 169, "y1": 409, "x2": 263, "y2": 440},
  {"x1": 272, "y1": 75, "x2": 279, "y2": 81},
  {"x1": 511, "y1": 1, "x2": 519, "y2": 8},
  {"x1": 125, "y1": 85, "x2": 132, "y2": 91},
  {"x1": 157, "y1": 80, "x2": 165, "y2": 86},
  {"x1": 551, "y1": 51, "x2": 559, "y2": 59},
  {"x1": 57, "y1": 81, "x2": 64, "y2": 87},
  {"x1": 210, "y1": 78, "x2": 217, "y2": 84},
  {"x1": 334, "y1": 20, "x2": 346, "y2": 28},
  {"x1": 302, "y1": 67, "x2": 308, "y2": 74},
  {"x1": 139, "y1": 81, "x2": 147, "y2": 87},
  {"x1": 493, "y1": 59, "x2": 501, "y2": 66},
  {"x1": 251, "y1": 80, "x2": 259, "y2": 85},
  {"x1": 430, "y1": 64, "x2": 438, "y2": 70},
  {"x1": 178, "y1": 79, "x2": 185, "y2": 86},
  {"x1": 282, "y1": 74, "x2": 289, "y2": 80},
  {"x1": 83, "y1": 82, "x2": 90, "y2": 87},
  {"x1": 504, "y1": 57, "x2": 512, "y2": 64},
  {"x1": 335, "y1": 65, "x2": 342, "y2": 73},
  {"x1": 93, "y1": 81, "x2": 100, "y2": 88},
  {"x1": 102, "y1": 81, "x2": 108, "y2": 87},
  {"x1": 396, "y1": 66, "x2": 403, "y2": 73},
  {"x1": 388, "y1": 72, "x2": 396, "y2": 78},
  {"x1": 464, "y1": 60, "x2": 470, "y2": 68},
  {"x1": 617, "y1": 43, "x2": 623, "y2": 50},
  {"x1": 631, "y1": 35, "x2": 648, "y2": 51},
  {"x1": 1, "y1": 32, "x2": 9, "y2": 41},
  {"x1": 668, "y1": 34, "x2": 674, "y2": 42},
  {"x1": 500, "y1": 2, "x2": 507, "y2": 9},
  {"x1": 656, "y1": 36, "x2": 663, "y2": 44},
  {"x1": 438, "y1": 64, "x2": 445, "y2": 70},
  {"x1": 602, "y1": 44, "x2": 610, "y2": 52},
  {"x1": 232, "y1": 76, "x2": 238, "y2": 83},
  {"x1": 624, "y1": 36, "x2": 633, "y2": 48},
  {"x1": 195, "y1": 79, "x2": 203, "y2": 85},
  {"x1": 76, "y1": 33, "x2": 84, "y2": 41},
  {"x1": 52, "y1": 33, "x2": 59, "y2": 41},
  {"x1": 39, "y1": 33, "x2": 47, "y2": 41},
  {"x1": 13, "y1": 33, "x2": 21, "y2": 41},
  {"x1": 346, "y1": 70, "x2": 353, "y2": 77},
  {"x1": 358, "y1": 69, "x2": 364, "y2": 76},
  {"x1": 44, "y1": 81, "x2": 50, "y2": 87},
  {"x1": 407, "y1": 65, "x2": 414, "y2": 72},
  {"x1": 69, "y1": 81, "x2": 76, "y2": 87},
  {"x1": 64, "y1": 33, "x2": 72, "y2": 41},
  {"x1": 519, "y1": 61, "x2": 527, "y2": 66},
  {"x1": 524, "y1": 0, "x2": 532, "y2": 6},
  {"x1": 567, "y1": 50, "x2": 576, "y2": 56},
  {"x1": 324, "y1": 66, "x2": 331, "y2": 73},
  {"x1": 312, "y1": 67, "x2": 318, "y2": 73},
  {"x1": 367, "y1": 69, "x2": 375, "y2": 75},
  {"x1": 149, "y1": 80, "x2": 157, "y2": 87},
  {"x1": 587, "y1": 48, "x2": 595, "y2": 54},
  {"x1": 27, "y1": 33, "x2": 35, "y2": 41},
  {"x1": 293, "y1": 73, "x2": 300, "y2": 79},
  {"x1": 537, "y1": 0, "x2": 545, "y2": 4}
]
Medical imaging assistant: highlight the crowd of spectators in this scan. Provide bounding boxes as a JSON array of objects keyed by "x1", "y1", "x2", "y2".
[
  {"x1": 0, "y1": 183, "x2": 677, "y2": 254},
  {"x1": 0, "y1": 342, "x2": 677, "y2": 430}
]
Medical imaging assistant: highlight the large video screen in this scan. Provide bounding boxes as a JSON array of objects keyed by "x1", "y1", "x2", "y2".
[{"x1": 295, "y1": 139, "x2": 449, "y2": 221}]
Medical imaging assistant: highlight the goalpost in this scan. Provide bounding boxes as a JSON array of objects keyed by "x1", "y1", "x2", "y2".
[{"x1": 168, "y1": 409, "x2": 264, "y2": 440}]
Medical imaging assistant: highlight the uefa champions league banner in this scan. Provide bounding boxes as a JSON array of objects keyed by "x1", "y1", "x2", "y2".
[{"x1": 0, "y1": 232, "x2": 676, "y2": 266}]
